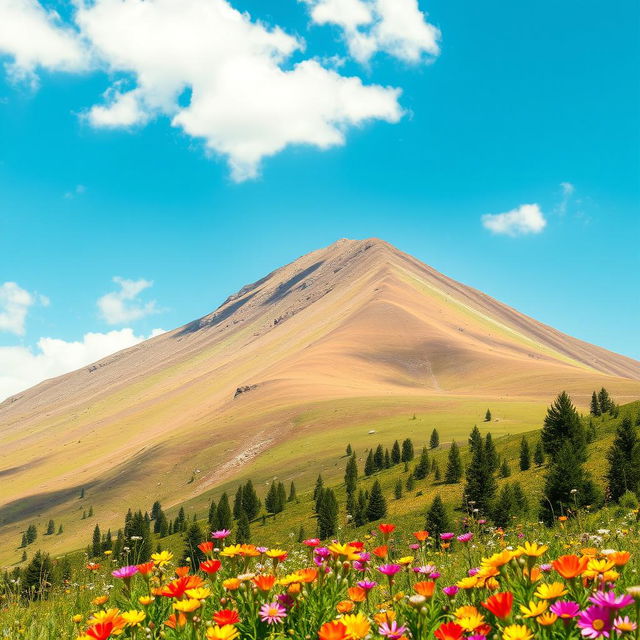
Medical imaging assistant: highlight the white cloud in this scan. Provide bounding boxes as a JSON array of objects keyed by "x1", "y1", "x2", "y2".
[
  {"x1": 0, "y1": 0, "x2": 87, "y2": 82},
  {"x1": 481, "y1": 203, "x2": 547, "y2": 237},
  {"x1": 0, "y1": 281, "x2": 48, "y2": 335},
  {"x1": 556, "y1": 181, "x2": 575, "y2": 215},
  {"x1": 72, "y1": 0, "x2": 403, "y2": 181},
  {"x1": 64, "y1": 183, "x2": 87, "y2": 199},
  {"x1": 97, "y1": 276, "x2": 158, "y2": 325},
  {"x1": 0, "y1": 327, "x2": 165, "y2": 401},
  {"x1": 301, "y1": 0, "x2": 440, "y2": 64}
]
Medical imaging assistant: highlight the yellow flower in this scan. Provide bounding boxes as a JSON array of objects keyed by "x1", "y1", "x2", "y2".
[
  {"x1": 327, "y1": 543, "x2": 361, "y2": 561},
  {"x1": 519, "y1": 600, "x2": 547, "y2": 618},
  {"x1": 398, "y1": 556, "x2": 414, "y2": 565},
  {"x1": 456, "y1": 576, "x2": 478, "y2": 589},
  {"x1": 454, "y1": 605, "x2": 480, "y2": 619},
  {"x1": 535, "y1": 582, "x2": 568, "y2": 600},
  {"x1": 151, "y1": 550, "x2": 173, "y2": 566},
  {"x1": 91, "y1": 595, "x2": 109, "y2": 606},
  {"x1": 138, "y1": 596, "x2": 154, "y2": 606},
  {"x1": 503, "y1": 624, "x2": 534, "y2": 640},
  {"x1": 586, "y1": 558, "x2": 615, "y2": 574},
  {"x1": 516, "y1": 542, "x2": 549, "y2": 558},
  {"x1": 71, "y1": 614, "x2": 83, "y2": 623},
  {"x1": 265, "y1": 548, "x2": 287, "y2": 558},
  {"x1": 223, "y1": 578, "x2": 241, "y2": 591},
  {"x1": 186, "y1": 587, "x2": 212, "y2": 600},
  {"x1": 458, "y1": 614, "x2": 485, "y2": 631},
  {"x1": 538, "y1": 612, "x2": 558, "y2": 626},
  {"x1": 173, "y1": 599, "x2": 201, "y2": 613},
  {"x1": 482, "y1": 550, "x2": 513, "y2": 568},
  {"x1": 103, "y1": 550, "x2": 112, "y2": 556},
  {"x1": 122, "y1": 610, "x2": 146, "y2": 626},
  {"x1": 206, "y1": 625, "x2": 240, "y2": 640},
  {"x1": 341, "y1": 612, "x2": 371, "y2": 639},
  {"x1": 220, "y1": 544, "x2": 243, "y2": 558}
]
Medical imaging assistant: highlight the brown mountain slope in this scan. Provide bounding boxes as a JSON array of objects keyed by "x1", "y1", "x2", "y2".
[{"x1": 0, "y1": 238, "x2": 638, "y2": 564}]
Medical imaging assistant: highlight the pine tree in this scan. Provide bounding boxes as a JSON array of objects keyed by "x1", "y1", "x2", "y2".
[
  {"x1": 384, "y1": 449, "x2": 391, "y2": 468},
  {"x1": 590, "y1": 391, "x2": 601, "y2": 416},
  {"x1": 391, "y1": 440, "x2": 401, "y2": 464},
  {"x1": 512, "y1": 482, "x2": 529, "y2": 516},
  {"x1": 151, "y1": 500, "x2": 162, "y2": 521},
  {"x1": 92, "y1": 524, "x2": 101, "y2": 558},
  {"x1": 313, "y1": 475, "x2": 325, "y2": 513},
  {"x1": 208, "y1": 501, "x2": 217, "y2": 531},
  {"x1": 235, "y1": 512, "x2": 251, "y2": 544},
  {"x1": 394, "y1": 478, "x2": 403, "y2": 499},
  {"x1": 346, "y1": 443, "x2": 352, "y2": 456},
  {"x1": 444, "y1": 441, "x2": 463, "y2": 484},
  {"x1": 598, "y1": 388, "x2": 612, "y2": 414},
  {"x1": 413, "y1": 446, "x2": 430, "y2": 480},
  {"x1": 214, "y1": 493, "x2": 232, "y2": 531},
  {"x1": 586, "y1": 419, "x2": 597, "y2": 444},
  {"x1": 175, "y1": 507, "x2": 187, "y2": 532},
  {"x1": 485, "y1": 409, "x2": 492, "y2": 422},
  {"x1": 406, "y1": 474, "x2": 415, "y2": 492},
  {"x1": 425, "y1": 495, "x2": 450, "y2": 548},
  {"x1": 493, "y1": 483, "x2": 515, "y2": 528},
  {"x1": 317, "y1": 489, "x2": 338, "y2": 539},
  {"x1": 265, "y1": 483, "x2": 279, "y2": 515},
  {"x1": 103, "y1": 529, "x2": 113, "y2": 551},
  {"x1": 430, "y1": 428, "x2": 440, "y2": 449},
  {"x1": 276, "y1": 482, "x2": 287, "y2": 513},
  {"x1": 484, "y1": 433, "x2": 499, "y2": 472},
  {"x1": 354, "y1": 490, "x2": 368, "y2": 527},
  {"x1": 126, "y1": 510, "x2": 152, "y2": 563},
  {"x1": 519, "y1": 437, "x2": 531, "y2": 471},
  {"x1": 21, "y1": 550, "x2": 27, "y2": 562},
  {"x1": 500, "y1": 458, "x2": 511, "y2": 478},
  {"x1": 288, "y1": 481, "x2": 297, "y2": 502},
  {"x1": 401, "y1": 438, "x2": 415, "y2": 462},
  {"x1": 374, "y1": 444, "x2": 384, "y2": 470},
  {"x1": 366, "y1": 480, "x2": 387, "y2": 522},
  {"x1": 345, "y1": 454, "x2": 358, "y2": 494},
  {"x1": 606, "y1": 416, "x2": 640, "y2": 501},
  {"x1": 26, "y1": 524, "x2": 37, "y2": 545},
  {"x1": 364, "y1": 451, "x2": 375, "y2": 476},
  {"x1": 233, "y1": 486, "x2": 244, "y2": 520},
  {"x1": 182, "y1": 521, "x2": 205, "y2": 569},
  {"x1": 434, "y1": 462, "x2": 441, "y2": 482},
  {"x1": 534, "y1": 440, "x2": 545, "y2": 466},
  {"x1": 540, "y1": 441, "x2": 599, "y2": 525},
  {"x1": 242, "y1": 480, "x2": 261, "y2": 520},
  {"x1": 45, "y1": 520, "x2": 55, "y2": 536},
  {"x1": 541, "y1": 391, "x2": 586, "y2": 463},
  {"x1": 22, "y1": 551, "x2": 52, "y2": 600},
  {"x1": 464, "y1": 435, "x2": 496, "y2": 515},
  {"x1": 468, "y1": 425, "x2": 482, "y2": 454}
]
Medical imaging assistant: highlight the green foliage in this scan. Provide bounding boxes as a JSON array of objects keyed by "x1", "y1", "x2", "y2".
[
  {"x1": 590, "y1": 391, "x2": 601, "y2": 416},
  {"x1": 373, "y1": 444, "x2": 384, "y2": 470},
  {"x1": 345, "y1": 454, "x2": 358, "y2": 494},
  {"x1": 214, "y1": 493, "x2": 232, "y2": 531},
  {"x1": 364, "y1": 450, "x2": 375, "y2": 476},
  {"x1": 183, "y1": 521, "x2": 205, "y2": 568},
  {"x1": 45, "y1": 520, "x2": 55, "y2": 536},
  {"x1": 391, "y1": 440, "x2": 401, "y2": 464},
  {"x1": 485, "y1": 409, "x2": 492, "y2": 422},
  {"x1": 430, "y1": 428, "x2": 440, "y2": 449},
  {"x1": 598, "y1": 387, "x2": 613, "y2": 414},
  {"x1": 288, "y1": 481, "x2": 297, "y2": 503},
  {"x1": 444, "y1": 441, "x2": 462, "y2": 484},
  {"x1": 606, "y1": 416, "x2": 640, "y2": 502},
  {"x1": 317, "y1": 488, "x2": 338, "y2": 539},
  {"x1": 235, "y1": 512, "x2": 251, "y2": 544},
  {"x1": 534, "y1": 440, "x2": 545, "y2": 466},
  {"x1": 401, "y1": 438, "x2": 414, "y2": 462},
  {"x1": 500, "y1": 458, "x2": 511, "y2": 478},
  {"x1": 464, "y1": 432, "x2": 496, "y2": 516},
  {"x1": 484, "y1": 433, "x2": 499, "y2": 473},
  {"x1": 22, "y1": 551, "x2": 52, "y2": 600},
  {"x1": 519, "y1": 437, "x2": 530, "y2": 471},
  {"x1": 541, "y1": 391, "x2": 586, "y2": 462},
  {"x1": 413, "y1": 446, "x2": 430, "y2": 480},
  {"x1": 468, "y1": 425, "x2": 482, "y2": 454},
  {"x1": 366, "y1": 480, "x2": 387, "y2": 522},
  {"x1": 425, "y1": 495, "x2": 450, "y2": 547},
  {"x1": 91, "y1": 525, "x2": 101, "y2": 558},
  {"x1": 394, "y1": 478, "x2": 403, "y2": 500}
]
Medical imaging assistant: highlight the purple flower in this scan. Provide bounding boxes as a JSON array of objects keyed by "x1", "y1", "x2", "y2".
[
  {"x1": 258, "y1": 602, "x2": 287, "y2": 624},
  {"x1": 442, "y1": 585, "x2": 459, "y2": 597},
  {"x1": 589, "y1": 591, "x2": 634, "y2": 610},
  {"x1": 352, "y1": 561, "x2": 367, "y2": 572},
  {"x1": 211, "y1": 529, "x2": 231, "y2": 539},
  {"x1": 378, "y1": 620, "x2": 408, "y2": 639},
  {"x1": 429, "y1": 571, "x2": 441, "y2": 579},
  {"x1": 357, "y1": 580, "x2": 378, "y2": 591},
  {"x1": 358, "y1": 551, "x2": 371, "y2": 562},
  {"x1": 112, "y1": 565, "x2": 138, "y2": 579},
  {"x1": 314, "y1": 547, "x2": 330, "y2": 559},
  {"x1": 457, "y1": 532, "x2": 474, "y2": 543},
  {"x1": 409, "y1": 543, "x2": 420, "y2": 550},
  {"x1": 256, "y1": 546, "x2": 268, "y2": 553},
  {"x1": 468, "y1": 567, "x2": 479, "y2": 576},
  {"x1": 440, "y1": 532, "x2": 455, "y2": 541},
  {"x1": 413, "y1": 564, "x2": 437, "y2": 574},
  {"x1": 276, "y1": 594, "x2": 295, "y2": 609},
  {"x1": 550, "y1": 601, "x2": 581, "y2": 619},
  {"x1": 378, "y1": 564, "x2": 402, "y2": 576},
  {"x1": 540, "y1": 563, "x2": 553, "y2": 572},
  {"x1": 577, "y1": 606, "x2": 613, "y2": 639}
]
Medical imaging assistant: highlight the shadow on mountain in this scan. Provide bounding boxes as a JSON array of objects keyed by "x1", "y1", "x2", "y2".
[{"x1": 263, "y1": 261, "x2": 324, "y2": 305}]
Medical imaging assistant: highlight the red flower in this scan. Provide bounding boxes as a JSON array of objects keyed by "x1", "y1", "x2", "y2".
[
  {"x1": 86, "y1": 623, "x2": 114, "y2": 640},
  {"x1": 200, "y1": 559, "x2": 222, "y2": 574},
  {"x1": 136, "y1": 562, "x2": 154, "y2": 575},
  {"x1": 378, "y1": 523, "x2": 396, "y2": 535},
  {"x1": 373, "y1": 545, "x2": 388, "y2": 558},
  {"x1": 198, "y1": 541, "x2": 214, "y2": 554},
  {"x1": 434, "y1": 621, "x2": 464, "y2": 640},
  {"x1": 348, "y1": 541, "x2": 365, "y2": 550},
  {"x1": 161, "y1": 575, "x2": 204, "y2": 598},
  {"x1": 482, "y1": 592, "x2": 514, "y2": 619},
  {"x1": 213, "y1": 609, "x2": 240, "y2": 625}
]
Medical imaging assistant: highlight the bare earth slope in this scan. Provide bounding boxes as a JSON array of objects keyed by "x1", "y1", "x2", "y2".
[{"x1": 1, "y1": 238, "x2": 639, "y2": 563}]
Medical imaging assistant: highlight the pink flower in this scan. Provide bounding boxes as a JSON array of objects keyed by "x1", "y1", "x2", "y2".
[
  {"x1": 413, "y1": 564, "x2": 437, "y2": 574},
  {"x1": 577, "y1": 606, "x2": 612, "y2": 639},
  {"x1": 457, "y1": 533, "x2": 474, "y2": 543},
  {"x1": 440, "y1": 532, "x2": 455, "y2": 540},
  {"x1": 614, "y1": 616, "x2": 637, "y2": 633},
  {"x1": 442, "y1": 585, "x2": 459, "y2": 597},
  {"x1": 550, "y1": 601, "x2": 581, "y2": 619},
  {"x1": 259, "y1": 602, "x2": 287, "y2": 624},
  {"x1": 377, "y1": 564, "x2": 402, "y2": 576},
  {"x1": 378, "y1": 620, "x2": 407, "y2": 639},
  {"x1": 211, "y1": 529, "x2": 231, "y2": 539},
  {"x1": 589, "y1": 591, "x2": 634, "y2": 610},
  {"x1": 540, "y1": 563, "x2": 553, "y2": 572},
  {"x1": 429, "y1": 571, "x2": 441, "y2": 579},
  {"x1": 409, "y1": 543, "x2": 420, "y2": 550},
  {"x1": 468, "y1": 568, "x2": 479, "y2": 576},
  {"x1": 111, "y1": 565, "x2": 138, "y2": 579},
  {"x1": 357, "y1": 580, "x2": 378, "y2": 591},
  {"x1": 303, "y1": 538, "x2": 320, "y2": 547}
]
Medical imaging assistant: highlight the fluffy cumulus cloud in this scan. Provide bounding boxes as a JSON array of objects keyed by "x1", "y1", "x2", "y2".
[
  {"x1": 481, "y1": 203, "x2": 547, "y2": 237},
  {"x1": 0, "y1": 0, "x2": 87, "y2": 82},
  {"x1": 301, "y1": 0, "x2": 440, "y2": 64},
  {"x1": 97, "y1": 276, "x2": 158, "y2": 325},
  {"x1": 0, "y1": 327, "x2": 164, "y2": 401},
  {"x1": 0, "y1": 281, "x2": 48, "y2": 335}
]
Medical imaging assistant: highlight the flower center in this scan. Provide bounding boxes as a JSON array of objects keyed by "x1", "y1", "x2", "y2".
[{"x1": 593, "y1": 620, "x2": 605, "y2": 631}]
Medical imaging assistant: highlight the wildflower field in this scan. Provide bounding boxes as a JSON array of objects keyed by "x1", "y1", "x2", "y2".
[{"x1": 2, "y1": 512, "x2": 640, "y2": 640}]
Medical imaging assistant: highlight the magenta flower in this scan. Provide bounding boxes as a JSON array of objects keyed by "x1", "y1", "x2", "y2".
[
  {"x1": 468, "y1": 567, "x2": 479, "y2": 576},
  {"x1": 550, "y1": 601, "x2": 581, "y2": 619},
  {"x1": 378, "y1": 564, "x2": 402, "y2": 576},
  {"x1": 409, "y1": 543, "x2": 420, "y2": 550},
  {"x1": 589, "y1": 591, "x2": 634, "y2": 610},
  {"x1": 577, "y1": 606, "x2": 612, "y2": 639},
  {"x1": 457, "y1": 532, "x2": 474, "y2": 543},
  {"x1": 378, "y1": 620, "x2": 408, "y2": 639},
  {"x1": 211, "y1": 529, "x2": 231, "y2": 539},
  {"x1": 276, "y1": 594, "x2": 295, "y2": 610},
  {"x1": 358, "y1": 551, "x2": 371, "y2": 562},
  {"x1": 111, "y1": 565, "x2": 138, "y2": 579},
  {"x1": 357, "y1": 580, "x2": 378, "y2": 591},
  {"x1": 259, "y1": 602, "x2": 287, "y2": 624},
  {"x1": 442, "y1": 585, "x2": 459, "y2": 597},
  {"x1": 440, "y1": 532, "x2": 455, "y2": 540},
  {"x1": 429, "y1": 571, "x2": 441, "y2": 579},
  {"x1": 314, "y1": 547, "x2": 330, "y2": 559}
]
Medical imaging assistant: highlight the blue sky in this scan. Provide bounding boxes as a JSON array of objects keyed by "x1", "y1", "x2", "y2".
[{"x1": 0, "y1": 0, "x2": 638, "y2": 398}]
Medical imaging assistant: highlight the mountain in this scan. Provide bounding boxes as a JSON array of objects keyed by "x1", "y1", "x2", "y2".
[{"x1": 1, "y1": 238, "x2": 639, "y2": 563}]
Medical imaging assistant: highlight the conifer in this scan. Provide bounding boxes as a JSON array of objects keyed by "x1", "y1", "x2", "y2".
[
  {"x1": 366, "y1": 480, "x2": 387, "y2": 522},
  {"x1": 425, "y1": 495, "x2": 450, "y2": 548},
  {"x1": 444, "y1": 441, "x2": 463, "y2": 484},
  {"x1": 430, "y1": 428, "x2": 440, "y2": 449},
  {"x1": 394, "y1": 478, "x2": 403, "y2": 499},
  {"x1": 391, "y1": 440, "x2": 401, "y2": 464},
  {"x1": 519, "y1": 437, "x2": 531, "y2": 471},
  {"x1": 606, "y1": 416, "x2": 640, "y2": 501},
  {"x1": 413, "y1": 446, "x2": 430, "y2": 480},
  {"x1": 401, "y1": 438, "x2": 414, "y2": 462}
]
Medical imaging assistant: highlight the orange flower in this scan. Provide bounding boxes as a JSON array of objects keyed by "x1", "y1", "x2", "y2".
[
  {"x1": 413, "y1": 531, "x2": 429, "y2": 542},
  {"x1": 164, "y1": 613, "x2": 187, "y2": 629},
  {"x1": 223, "y1": 578, "x2": 241, "y2": 591},
  {"x1": 373, "y1": 545, "x2": 388, "y2": 559},
  {"x1": 481, "y1": 592, "x2": 513, "y2": 619},
  {"x1": 253, "y1": 574, "x2": 276, "y2": 591},
  {"x1": 296, "y1": 568, "x2": 318, "y2": 583},
  {"x1": 552, "y1": 555, "x2": 589, "y2": 579},
  {"x1": 378, "y1": 523, "x2": 396, "y2": 535},
  {"x1": 318, "y1": 620, "x2": 348, "y2": 640},
  {"x1": 86, "y1": 563, "x2": 101, "y2": 571},
  {"x1": 213, "y1": 609, "x2": 240, "y2": 626},
  {"x1": 201, "y1": 560, "x2": 222, "y2": 575},
  {"x1": 336, "y1": 600, "x2": 354, "y2": 613},
  {"x1": 413, "y1": 581, "x2": 436, "y2": 598},
  {"x1": 92, "y1": 595, "x2": 109, "y2": 606},
  {"x1": 86, "y1": 623, "x2": 113, "y2": 640},
  {"x1": 239, "y1": 544, "x2": 260, "y2": 557},
  {"x1": 175, "y1": 566, "x2": 191, "y2": 577},
  {"x1": 288, "y1": 583, "x2": 302, "y2": 595},
  {"x1": 348, "y1": 586, "x2": 367, "y2": 602},
  {"x1": 434, "y1": 621, "x2": 464, "y2": 640},
  {"x1": 136, "y1": 562, "x2": 155, "y2": 576},
  {"x1": 198, "y1": 541, "x2": 214, "y2": 555},
  {"x1": 161, "y1": 576, "x2": 204, "y2": 598},
  {"x1": 607, "y1": 551, "x2": 631, "y2": 566}
]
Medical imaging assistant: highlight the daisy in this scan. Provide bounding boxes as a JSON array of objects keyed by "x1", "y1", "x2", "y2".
[{"x1": 258, "y1": 602, "x2": 287, "y2": 624}]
